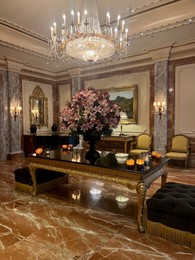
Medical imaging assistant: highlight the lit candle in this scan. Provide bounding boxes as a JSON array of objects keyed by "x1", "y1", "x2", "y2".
[
  {"x1": 85, "y1": 10, "x2": 88, "y2": 21},
  {"x1": 77, "y1": 12, "x2": 80, "y2": 25},
  {"x1": 117, "y1": 15, "x2": 120, "y2": 27},
  {"x1": 50, "y1": 26, "x2": 53, "y2": 38},
  {"x1": 71, "y1": 10, "x2": 74, "y2": 24},
  {"x1": 106, "y1": 12, "x2": 110, "y2": 25},
  {"x1": 53, "y1": 22, "x2": 56, "y2": 35},
  {"x1": 122, "y1": 20, "x2": 125, "y2": 32},
  {"x1": 125, "y1": 28, "x2": 128, "y2": 36},
  {"x1": 119, "y1": 37, "x2": 123, "y2": 48},
  {"x1": 153, "y1": 101, "x2": 156, "y2": 106},
  {"x1": 114, "y1": 27, "x2": 118, "y2": 38},
  {"x1": 136, "y1": 159, "x2": 144, "y2": 165},
  {"x1": 63, "y1": 14, "x2": 66, "y2": 27}
]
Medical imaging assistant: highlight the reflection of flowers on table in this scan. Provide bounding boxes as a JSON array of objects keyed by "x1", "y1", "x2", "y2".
[{"x1": 60, "y1": 89, "x2": 121, "y2": 139}]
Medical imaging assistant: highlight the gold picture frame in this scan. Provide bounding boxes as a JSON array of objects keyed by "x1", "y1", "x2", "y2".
[{"x1": 105, "y1": 84, "x2": 138, "y2": 124}]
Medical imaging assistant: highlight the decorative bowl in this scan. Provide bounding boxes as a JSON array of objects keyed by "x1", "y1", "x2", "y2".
[{"x1": 115, "y1": 153, "x2": 129, "y2": 164}]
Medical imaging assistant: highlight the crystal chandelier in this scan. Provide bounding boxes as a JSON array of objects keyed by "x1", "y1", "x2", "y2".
[{"x1": 50, "y1": 0, "x2": 129, "y2": 63}]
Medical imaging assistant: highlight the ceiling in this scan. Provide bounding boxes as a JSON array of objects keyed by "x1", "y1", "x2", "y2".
[{"x1": 0, "y1": 0, "x2": 195, "y2": 73}]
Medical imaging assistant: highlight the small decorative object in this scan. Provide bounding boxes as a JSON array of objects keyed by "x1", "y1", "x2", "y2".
[
  {"x1": 30, "y1": 124, "x2": 37, "y2": 134},
  {"x1": 126, "y1": 158, "x2": 135, "y2": 170},
  {"x1": 60, "y1": 89, "x2": 121, "y2": 165},
  {"x1": 144, "y1": 153, "x2": 150, "y2": 166},
  {"x1": 51, "y1": 123, "x2": 58, "y2": 133},
  {"x1": 115, "y1": 153, "x2": 129, "y2": 164},
  {"x1": 67, "y1": 144, "x2": 73, "y2": 150}
]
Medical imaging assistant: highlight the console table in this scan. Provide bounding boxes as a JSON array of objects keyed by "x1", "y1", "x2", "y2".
[
  {"x1": 23, "y1": 134, "x2": 77, "y2": 156},
  {"x1": 27, "y1": 150, "x2": 169, "y2": 233},
  {"x1": 95, "y1": 135, "x2": 134, "y2": 153}
]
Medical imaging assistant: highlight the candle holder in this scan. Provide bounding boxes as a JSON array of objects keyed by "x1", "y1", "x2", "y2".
[
  {"x1": 126, "y1": 159, "x2": 135, "y2": 170},
  {"x1": 136, "y1": 159, "x2": 144, "y2": 171}
]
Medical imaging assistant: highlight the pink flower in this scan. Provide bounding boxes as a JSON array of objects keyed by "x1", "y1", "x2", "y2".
[{"x1": 60, "y1": 89, "x2": 121, "y2": 137}]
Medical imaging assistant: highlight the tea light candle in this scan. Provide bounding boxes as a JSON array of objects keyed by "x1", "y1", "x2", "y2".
[
  {"x1": 136, "y1": 159, "x2": 144, "y2": 165},
  {"x1": 126, "y1": 159, "x2": 135, "y2": 166},
  {"x1": 126, "y1": 159, "x2": 135, "y2": 170},
  {"x1": 35, "y1": 148, "x2": 43, "y2": 155},
  {"x1": 62, "y1": 144, "x2": 68, "y2": 150}
]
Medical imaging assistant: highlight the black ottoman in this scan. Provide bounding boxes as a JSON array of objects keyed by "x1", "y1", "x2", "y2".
[
  {"x1": 14, "y1": 167, "x2": 68, "y2": 195},
  {"x1": 146, "y1": 182, "x2": 195, "y2": 248}
]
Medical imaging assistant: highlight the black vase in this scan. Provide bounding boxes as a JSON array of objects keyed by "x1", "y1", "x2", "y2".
[
  {"x1": 85, "y1": 139, "x2": 100, "y2": 165},
  {"x1": 30, "y1": 124, "x2": 37, "y2": 134},
  {"x1": 51, "y1": 123, "x2": 58, "y2": 133}
]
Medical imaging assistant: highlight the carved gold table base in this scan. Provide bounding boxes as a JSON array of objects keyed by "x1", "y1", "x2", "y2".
[{"x1": 28, "y1": 156, "x2": 168, "y2": 233}]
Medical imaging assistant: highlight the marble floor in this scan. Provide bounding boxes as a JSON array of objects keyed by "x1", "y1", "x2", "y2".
[{"x1": 0, "y1": 158, "x2": 195, "y2": 260}]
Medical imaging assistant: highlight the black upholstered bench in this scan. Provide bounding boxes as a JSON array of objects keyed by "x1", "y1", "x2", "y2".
[
  {"x1": 14, "y1": 167, "x2": 68, "y2": 195},
  {"x1": 146, "y1": 182, "x2": 195, "y2": 248}
]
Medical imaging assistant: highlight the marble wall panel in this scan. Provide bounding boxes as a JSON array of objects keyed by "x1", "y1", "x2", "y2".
[{"x1": 153, "y1": 60, "x2": 168, "y2": 154}]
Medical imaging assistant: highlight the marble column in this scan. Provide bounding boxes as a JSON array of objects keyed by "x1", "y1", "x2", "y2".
[
  {"x1": 0, "y1": 60, "x2": 23, "y2": 160},
  {"x1": 0, "y1": 70, "x2": 9, "y2": 160},
  {"x1": 8, "y1": 70, "x2": 23, "y2": 154},
  {"x1": 153, "y1": 60, "x2": 168, "y2": 154}
]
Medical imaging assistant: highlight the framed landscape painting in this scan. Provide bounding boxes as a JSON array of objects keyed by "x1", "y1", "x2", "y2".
[{"x1": 105, "y1": 84, "x2": 138, "y2": 124}]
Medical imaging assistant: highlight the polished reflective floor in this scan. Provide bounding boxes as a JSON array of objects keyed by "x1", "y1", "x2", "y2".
[{"x1": 0, "y1": 158, "x2": 195, "y2": 259}]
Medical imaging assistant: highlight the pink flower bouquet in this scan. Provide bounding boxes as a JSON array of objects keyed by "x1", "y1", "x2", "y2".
[{"x1": 60, "y1": 88, "x2": 121, "y2": 140}]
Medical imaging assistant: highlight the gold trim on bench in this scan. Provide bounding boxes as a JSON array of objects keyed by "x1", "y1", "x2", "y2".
[{"x1": 147, "y1": 220, "x2": 195, "y2": 248}]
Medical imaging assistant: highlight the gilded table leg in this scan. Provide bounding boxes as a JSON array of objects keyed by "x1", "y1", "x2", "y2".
[
  {"x1": 161, "y1": 166, "x2": 168, "y2": 187},
  {"x1": 136, "y1": 182, "x2": 146, "y2": 233},
  {"x1": 29, "y1": 164, "x2": 37, "y2": 196},
  {"x1": 124, "y1": 141, "x2": 127, "y2": 153}
]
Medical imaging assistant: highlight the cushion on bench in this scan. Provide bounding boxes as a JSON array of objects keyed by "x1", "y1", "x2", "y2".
[
  {"x1": 13, "y1": 166, "x2": 67, "y2": 195},
  {"x1": 14, "y1": 167, "x2": 65, "y2": 186},
  {"x1": 146, "y1": 182, "x2": 195, "y2": 248}
]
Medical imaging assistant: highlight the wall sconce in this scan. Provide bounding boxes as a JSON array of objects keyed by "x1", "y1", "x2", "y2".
[
  {"x1": 153, "y1": 101, "x2": 166, "y2": 119},
  {"x1": 10, "y1": 106, "x2": 22, "y2": 121}
]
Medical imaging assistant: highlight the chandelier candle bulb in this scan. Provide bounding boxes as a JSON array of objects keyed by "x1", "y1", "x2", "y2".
[
  {"x1": 71, "y1": 10, "x2": 74, "y2": 24},
  {"x1": 50, "y1": 26, "x2": 53, "y2": 38},
  {"x1": 117, "y1": 15, "x2": 120, "y2": 27},
  {"x1": 85, "y1": 10, "x2": 88, "y2": 21},
  {"x1": 114, "y1": 27, "x2": 118, "y2": 38},
  {"x1": 77, "y1": 12, "x2": 80, "y2": 25},
  {"x1": 122, "y1": 20, "x2": 125, "y2": 32},
  {"x1": 63, "y1": 14, "x2": 66, "y2": 27},
  {"x1": 53, "y1": 22, "x2": 56, "y2": 35},
  {"x1": 107, "y1": 12, "x2": 110, "y2": 25}
]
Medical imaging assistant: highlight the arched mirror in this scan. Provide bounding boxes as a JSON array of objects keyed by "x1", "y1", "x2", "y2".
[{"x1": 29, "y1": 85, "x2": 48, "y2": 127}]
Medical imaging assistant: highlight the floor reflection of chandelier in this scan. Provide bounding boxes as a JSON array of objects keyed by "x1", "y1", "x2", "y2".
[{"x1": 49, "y1": 0, "x2": 129, "y2": 63}]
